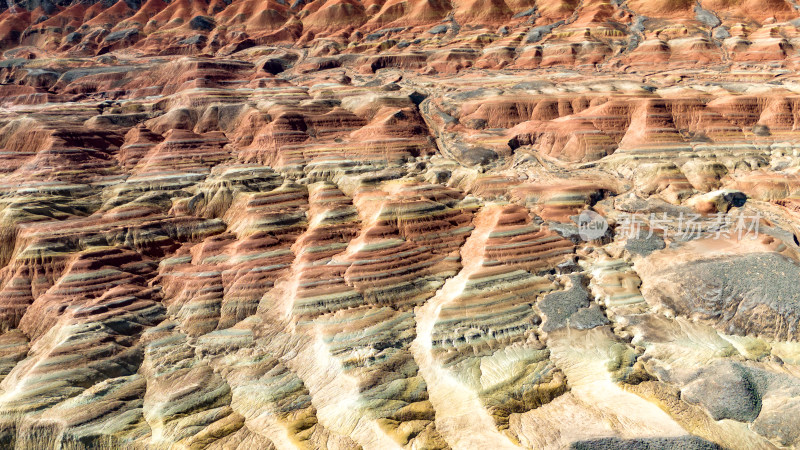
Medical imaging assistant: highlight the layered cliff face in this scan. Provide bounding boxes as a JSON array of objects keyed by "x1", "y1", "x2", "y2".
[
  {"x1": 0, "y1": 0, "x2": 800, "y2": 68},
  {"x1": 2, "y1": 0, "x2": 800, "y2": 449}
]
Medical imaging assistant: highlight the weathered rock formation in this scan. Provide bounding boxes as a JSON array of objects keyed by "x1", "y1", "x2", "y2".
[{"x1": 0, "y1": 0, "x2": 799, "y2": 448}]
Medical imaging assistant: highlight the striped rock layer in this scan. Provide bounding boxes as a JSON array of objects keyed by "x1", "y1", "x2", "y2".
[{"x1": 4, "y1": 4, "x2": 800, "y2": 449}]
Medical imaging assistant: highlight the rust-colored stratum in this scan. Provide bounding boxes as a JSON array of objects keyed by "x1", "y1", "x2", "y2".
[{"x1": 3, "y1": 0, "x2": 800, "y2": 448}]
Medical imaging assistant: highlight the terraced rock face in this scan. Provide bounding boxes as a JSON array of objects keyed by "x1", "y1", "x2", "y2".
[{"x1": 4, "y1": 0, "x2": 800, "y2": 449}]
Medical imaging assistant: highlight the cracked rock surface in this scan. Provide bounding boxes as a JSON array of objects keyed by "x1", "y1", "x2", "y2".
[{"x1": 2, "y1": 0, "x2": 800, "y2": 448}]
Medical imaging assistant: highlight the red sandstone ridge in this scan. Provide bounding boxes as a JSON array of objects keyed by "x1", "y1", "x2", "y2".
[
  {"x1": 0, "y1": 0, "x2": 796, "y2": 63},
  {"x1": 1, "y1": 0, "x2": 800, "y2": 449}
]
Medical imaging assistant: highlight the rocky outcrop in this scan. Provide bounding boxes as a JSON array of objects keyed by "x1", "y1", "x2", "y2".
[{"x1": 1, "y1": 1, "x2": 800, "y2": 448}]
